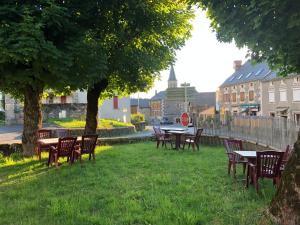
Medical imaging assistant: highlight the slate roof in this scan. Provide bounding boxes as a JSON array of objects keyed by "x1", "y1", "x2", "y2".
[
  {"x1": 220, "y1": 60, "x2": 277, "y2": 87},
  {"x1": 194, "y1": 92, "x2": 216, "y2": 107},
  {"x1": 168, "y1": 65, "x2": 177, "y2": 81},
  {"x1": 130, "y1": 98, "x2": 150, "y2": 108},
  {"x1": 150, "y1": 91, "x2": 166, "y2": 101}
]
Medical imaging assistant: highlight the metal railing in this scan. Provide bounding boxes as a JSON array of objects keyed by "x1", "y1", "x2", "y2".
[{"x1": 196, "y1": 115, "x2": 299, "y2": 150}]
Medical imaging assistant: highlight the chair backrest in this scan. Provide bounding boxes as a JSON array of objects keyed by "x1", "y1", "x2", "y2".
[
  {"x1": 56, "y1": 129, "x2": 69, "y2": 138},
  {"x1": 194, "y1": 128, "x2": 203, "y2": 142},
  {"x1": 256, "y1": 151, "x2": 284, "y2": 178},
  {"x1": 81, "y1": 134, "x2": 98, "y2": 153},
  {"x1": 224, "y1": 139, "x2": 243, "y2": 154},
  {"x1": 224, "y1": 139, "x2": 243, "y2": 161},
  {"x1": 38, "y1": 129, "x2": 51, "y2": 139},
  {"x1": 57, "y1": 137, "x2": 77, "y2": 157},
  {"x1": 153, "y1": 126, "x2": 162, "y2": 137}
]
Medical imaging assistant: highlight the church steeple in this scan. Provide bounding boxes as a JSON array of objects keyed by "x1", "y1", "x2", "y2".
[{"x1": 168, "y1": 65, "x2": 177, "y2": 88}]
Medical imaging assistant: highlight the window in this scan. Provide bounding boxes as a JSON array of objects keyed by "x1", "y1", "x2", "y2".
[
  {"x1": 237, "y1": 74, "x2": 243, "y2": 79},
  {"x1": 270, "y1": 112, "x2": 275, "y2": 117},
  {"x1": 61, "y1": 96, "x2": 67, "y2": 104},
  {"x1": 223, "y1": 93, "x2": 230, "y2": 102},
  {"x1": 232, "y1": 93, "x2": 236, "y2": 102},
  {"x1": 249, "y1": 91, "x2": 254, "y2": 101},
  {"x1": 240, "y1": 92, "x2": 245, "y2": 102},
  {"x1": 293, "y1": 88, "x2": 300, "y2": 101},
  {"x1": 113, "y1": 96, "x2": 118, "y2": 109},
  {"x1": 279, "y1": 89, "x2": 287, "y2": 102},
  {"x1": 255, "y1": 69, "x2": 263, "y2": 76},
  {"x1": 250, "y1": 83, "x2": 253, "y2": 87},
  {"x1": 269, "y1": 91, "x2": 275, "y2": 103},
  {"x1": 246, "y1": 72, "x2": 252, "y2": 78},
  {"x1": 294, "y1": 113, "x2": 300, "y2": 125}
]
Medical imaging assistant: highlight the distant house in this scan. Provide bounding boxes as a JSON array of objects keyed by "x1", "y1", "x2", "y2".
[
  {"x1": 130, "y1": 98, "x2": 150, "y2": 122},
  {"x1": 3, "y1": 90, "x2": 131, "y2": 124},
  {"x1": 150, "y1": 91, "x2": 166, "y2": 119},
  {"x1": 99, "y1": 96, "x2": 131, "y2": 123},
  {"x1": 150, "y1": 65, "x2": 216, "y2": 123},
  {"x1": 218, "y1": 60, "x2": 300, "y2": 123},
  {"x1": 218, "y1": 60, "x2": 276, "y2": 119},
  {"x1": 261, "y1": 74, "x2": 300, "y2": 123}
]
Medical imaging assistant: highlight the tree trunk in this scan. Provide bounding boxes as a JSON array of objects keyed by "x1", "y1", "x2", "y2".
[
  {"x1": 85, "y1": 79, "x2": 108, "y2": 134},
  {"x1": 22, "y1": 84, "x2": 43, "y2": 156},
  {"x1": 269, "y1": 131, "x2": 300, "y2": 225}
]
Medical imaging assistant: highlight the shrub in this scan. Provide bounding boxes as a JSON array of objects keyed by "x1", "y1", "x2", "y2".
[
  {"x1": 131, "y1": 113, "x2": 145, "y2": 123},
  {"x1": 0, "y1": 152, "x2": 5, "y2": 163},
  {"x1": 10, "y1": 152, "x2": 24, "y2": 161}
]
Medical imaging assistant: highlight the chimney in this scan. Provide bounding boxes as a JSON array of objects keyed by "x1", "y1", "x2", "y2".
[
  {"x1": 155, "y1": 90, "x2": 158, "y2": 95},
  {"x1": 233, "y1": 60, "x2": 242, "y2": 71}
]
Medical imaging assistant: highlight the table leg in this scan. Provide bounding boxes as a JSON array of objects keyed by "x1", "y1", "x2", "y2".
[{"x1": 175, "y1": 134, "x2": 181, "y2": 150}]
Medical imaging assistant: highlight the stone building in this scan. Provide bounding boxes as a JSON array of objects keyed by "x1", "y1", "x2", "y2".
[
  {"x1": 2, "y1": 90, "x2": 131, "y2": 124},
  {"x1": 261, "y1": 74, "x2": 300, "y2": 123},
  {"x1": 130, "y1": 98, "x2": 151, "y2": 122},
  {"x1": 150, "y1": 91, "x2": 166, "y2": 119},
  {"x1": 218, "y1": 60, "x2": 276, "y2": 119},
  {"x1": 150, "y1": 65, "x2": 216, "y2": 122}
]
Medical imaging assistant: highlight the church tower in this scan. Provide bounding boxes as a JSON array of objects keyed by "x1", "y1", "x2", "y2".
[{"x1": 168, "y1": 65, "x2": 177, "y2": 88}]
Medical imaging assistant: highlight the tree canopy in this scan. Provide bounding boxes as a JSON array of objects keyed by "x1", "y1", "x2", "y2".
[
  {"x1": 0, "y1": 1, "x2": 107, "y2": 96},
  {"x1": 192, "y1": 0, "x2": 300, "y2": 75}
]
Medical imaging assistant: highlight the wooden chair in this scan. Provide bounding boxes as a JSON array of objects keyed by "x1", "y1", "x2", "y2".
[
  {"x1": 37, "y1": 129, "x2": 52, "y2": 160},
  {"x1": 224, "y1": 139, "x2": 247, "y2": 177},
  {"x1": 153, "y1": 126, "x2": 173, "y2": 149},
  {"x1": 247, "y1": 150, "x2": 284, "y2": 192},
  {"x1": 47, "y1": 137, "x2": 77, "y2": 168},
  {"x1": 73, "y1": 134, "x2": 98, "y2": 163},
  {"x1": 182, "y1": 128, "x2": 203, "y2": 151}
]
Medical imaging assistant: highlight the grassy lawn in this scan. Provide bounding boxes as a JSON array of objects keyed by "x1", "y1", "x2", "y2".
[
  {"x1": 46, "y1": 118, "x2": 133, "y2": 128},
  {"x1": 0, "y1": 143, "x2": 275, "y2": 225}
]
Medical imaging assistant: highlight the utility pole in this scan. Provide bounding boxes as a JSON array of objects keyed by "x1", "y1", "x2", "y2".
[{"x1": 181, "y1": 82, "x2": 190, "y2": 112}]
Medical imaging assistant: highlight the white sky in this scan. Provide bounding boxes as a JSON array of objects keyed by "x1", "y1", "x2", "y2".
[{"x1": 132, "y1": 8, "x2": 249, "y2": 98}]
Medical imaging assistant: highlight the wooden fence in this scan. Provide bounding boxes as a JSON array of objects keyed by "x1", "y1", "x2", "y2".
[{"x1": 197, "y1": 115, "x2": 299, "y2": 150}]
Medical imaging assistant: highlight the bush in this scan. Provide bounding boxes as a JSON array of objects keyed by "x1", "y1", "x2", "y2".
[{"x1": 131, "y1": 113, "x2": 145, "y2": 123}]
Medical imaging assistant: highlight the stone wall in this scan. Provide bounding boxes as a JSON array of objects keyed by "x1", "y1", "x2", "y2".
[
  {"x1": 0, "y1": 133, "x2": 278, "y2": 156},
  {"x1": 42, "y1": 103, "x2": 87, "y2": 120},
  {"x1": 5, "y1": 94, "x2": 23, "y2": 125}
]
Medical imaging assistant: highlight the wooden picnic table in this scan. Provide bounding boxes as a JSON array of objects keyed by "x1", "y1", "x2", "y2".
[
  {"x1": 38, "y1": 136, "x2": 82, "y2": 146},
  {"x1": 167, "y1": 130, "x2": 189, "y2": 150}
]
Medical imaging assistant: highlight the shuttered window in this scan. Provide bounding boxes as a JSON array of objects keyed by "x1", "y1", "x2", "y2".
[
  {"x1": 269, "y1": 91, "x2": 275, "y2": 103},
  {"x1": 293, "y1": 88, "x2": 300, "y2": 101},
  {"x1": 113, "y1": 96, "x2": 118, "y2": 109},
  {"x1": 249, "y1": 91, "x2": 254, "y2": 101},
  {"x1": 279, "y1": 89, "x2": 287, "y2": 101},
  {"x1": 232, "y1": 93, "x2": 236, "y2": 102},
  {"x1": 240, "y1": 92, "x2": 245, "y2": 102},
  {"x1": 61, "y1": 96, "x2": 67, "y2": 104}
]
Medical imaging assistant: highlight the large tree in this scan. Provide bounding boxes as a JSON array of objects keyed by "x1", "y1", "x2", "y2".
[
  {"x1": 0, "y1": 1, "x2": 106, "y2": 155},
  {"x1": 190, "y1": 0, "x2": 300, "y2": 224},
  {"x1": 83, "y1": 0, "x2": 194, "y2": 134}
]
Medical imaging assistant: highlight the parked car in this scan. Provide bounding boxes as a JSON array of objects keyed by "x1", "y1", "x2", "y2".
[{"x1": 160, "y1": 117, "x2": 173, "y2": 125}]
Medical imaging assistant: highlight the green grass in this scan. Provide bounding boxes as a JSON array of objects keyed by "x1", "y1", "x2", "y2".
[
  {"x1": 0, "y1": 143, "x2": 275, "y2": 225},
  {"x1": 46, "y1": 118, "x2": 133, "y2": 128}
]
